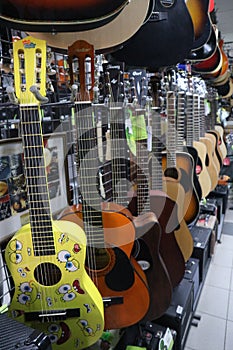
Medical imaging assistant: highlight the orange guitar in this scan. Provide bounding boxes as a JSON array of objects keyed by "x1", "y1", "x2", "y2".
[{"x1": 59, "y1": 40, "x2": 150, "y2": 329}]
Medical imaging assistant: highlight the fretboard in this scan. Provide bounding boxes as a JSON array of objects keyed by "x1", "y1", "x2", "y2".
[
  {"x1": 166, "y1": 91, "x2": 177, "y2": 168},
  {"x1": 20, "y1": 105, "x2": 55, "y2": 256},
  {"x1": 186, "y1": 92, "x2": 194, "y2": 146},
  {"x1": 151, "y1": 107, "x2": 164, "y2": 191}
]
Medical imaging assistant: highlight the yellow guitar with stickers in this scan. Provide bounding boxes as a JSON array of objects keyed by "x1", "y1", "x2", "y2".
[{"x1": 5, "y1": 36, "x2": 104, "y2": 349}]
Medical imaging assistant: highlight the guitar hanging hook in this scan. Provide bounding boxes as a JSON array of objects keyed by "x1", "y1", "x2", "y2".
[
  {"x1": 29, "y1": 85, "x2": 49, "y2": 104},
  {"x1": 6, "y1": 86, "x2": 19, "y2": 104}
]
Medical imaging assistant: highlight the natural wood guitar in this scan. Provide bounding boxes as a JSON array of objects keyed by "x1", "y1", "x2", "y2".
[{"x1": 29, "y1": 0, "x2": 150, "y2": 52}]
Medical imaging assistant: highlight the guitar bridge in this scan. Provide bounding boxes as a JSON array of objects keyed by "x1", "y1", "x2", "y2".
[
  {"x1": 103, "y1": 297, "x2": 123, "y2": 308},
  {"x1": 25, "y1": 309, "x2": 80, "y2": 322}
]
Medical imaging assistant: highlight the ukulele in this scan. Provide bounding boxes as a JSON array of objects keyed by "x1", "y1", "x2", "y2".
[
  {"x1": 59, "y1": 40, "x2": 150, "y2": 329},
  {"x1": 5, "y1": 36, "x2": 104, "y2": 350}
]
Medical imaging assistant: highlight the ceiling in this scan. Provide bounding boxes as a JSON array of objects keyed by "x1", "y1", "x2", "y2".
[{"x1": 214, "y1": 0, "x2": 233, "y2": 43}]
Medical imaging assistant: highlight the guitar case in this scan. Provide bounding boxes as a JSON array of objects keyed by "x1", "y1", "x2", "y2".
[{"x1": 0, "y1": 313, "x2": 52, "y2": 350}]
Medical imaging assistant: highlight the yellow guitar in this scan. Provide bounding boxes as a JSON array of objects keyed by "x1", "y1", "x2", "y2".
[{"x1": 5, "y1": 36, "x2": 104, "y2": 349}]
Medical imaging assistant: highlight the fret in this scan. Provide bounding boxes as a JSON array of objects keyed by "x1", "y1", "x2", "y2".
[
  {"x1": 176, "y1": 91, "x2": 186, "y2": 151},
  {"x1": 136, "y1": 140, "x2": 150, "y2": 214},
  {"x1": 20, "y1": 105, "x2": 55, "y2": 257},
  {"x1": 186, "y1": 93, "x2": 194, "y2": 146},
  {"x1": 75, "y1": 106, "x2": 105, "y2": 242},
  {"x1": 109, "y1": 107, "x2": 130, "y2": 208},
  {"x1": 151, "y1": 108, "x2": 164, "y2": 191},
  {"x1": 166, "y1": 91, "x2": 177, "y2": 168}
]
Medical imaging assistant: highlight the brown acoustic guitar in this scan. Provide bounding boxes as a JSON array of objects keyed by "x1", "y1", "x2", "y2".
[{"x1": 127, "y1": 102, "x2": 186, "y2": 288}]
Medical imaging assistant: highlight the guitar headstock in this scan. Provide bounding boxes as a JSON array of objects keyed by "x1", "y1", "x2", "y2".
[
  {"x1": 12, "y1": 36, "x2": 47, "y2": 104},
  {"x1": 128, "y1": 68, "x2": 148, "y2": 107},
  {"x1": 68, "y1": 39, "x2": 95, "y2": 101}
]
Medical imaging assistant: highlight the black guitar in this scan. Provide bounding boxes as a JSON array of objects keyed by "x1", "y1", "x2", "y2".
[{"x1": 108, "y1": 0, "x2": 194, "y2": 70}]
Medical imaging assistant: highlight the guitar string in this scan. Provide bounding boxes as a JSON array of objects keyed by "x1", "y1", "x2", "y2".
[{"x1": 72, "y1": 54, "x2": 99, "y2": 287}]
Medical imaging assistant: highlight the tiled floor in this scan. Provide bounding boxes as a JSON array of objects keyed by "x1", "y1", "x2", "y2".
[{"x1": 185, "y1": 200, "x2": 233, "y2": 350}]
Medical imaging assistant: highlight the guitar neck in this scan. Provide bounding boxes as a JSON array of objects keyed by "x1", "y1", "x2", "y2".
[
  {"x1": 21, "y1": 105, "x2": 55, "y2": 256},
  {"x1": 186, "y1": 92, "x2": 194, "y2": 146},
  {"x1": 166, "y1": 90, "x2": 177, "y2": 168},
  {"x1": 151, "y1": 107, "x2": 164, "y2": 191},
  {"x1": 176, "y1": 91, "x2": 186, "y2": 152}
]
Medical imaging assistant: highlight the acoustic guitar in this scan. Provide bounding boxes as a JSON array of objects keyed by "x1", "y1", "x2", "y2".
[
  {"x1": 162, "y1": 89, "x2": 199, "y2": 227},
  {"x1": 197, "y1": 96, "x2": 219, "y2": 190},
  {"x1": 109, "y1": 0, "x2": 194, "y2": 70},
  {"x1": 105, "y1": 98, "x2": 174, "y2": 321},
  {"x1": 5, "y1": 36, "x2": 104, "y2": 349},
  {"x1": 59, "y1": 40, "x2": 150, "y2": 329},
  {"x1": 0, "y1": 0, "x2": 129, "y2": 32},
  {"x1": 29, "y1": 0, "x2": 150, "y2": 53},
  {"x1": 185, "y1": 0, "x2": 211, "y2": 48},
  {"x1": 186, "y1": 92, "x2": 212, "y2": 198}
]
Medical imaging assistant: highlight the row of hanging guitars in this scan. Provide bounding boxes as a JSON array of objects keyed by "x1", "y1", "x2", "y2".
[{"x1": 59, "y1": 58, "x2": 226, "y2": 328}]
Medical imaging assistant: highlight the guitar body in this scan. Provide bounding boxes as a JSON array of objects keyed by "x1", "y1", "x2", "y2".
[
  {"x1": 207, "y1": 130, "x2": 224, "y2": 166},
  {"x1": 162, "y1": 151, "x2": 200, "y2": 227},
  {"x1": 215, "y1": 124, "x2": 227, "y2": 159},
  {"x1": 5, "y1": 220, "x2": 104, "y2": 349},
  {"x1": 162, "y1": 181, "x2": 194, "y2": 263},
  {"x1": 29, "y1": 0, "x2": 150, "y2": 52},
  {"x1": 132, "y1": 211, "x2": 173, "y2": 321},
  {"x1": 0, "y1": 0, "x2": 129, "y2": 31},
  {"x1": 129, "y1": 189, "x2": 185, "y2": 287},
  {"x1": 193, "y1": 140, "x2": 212, "y2": 197},
  {"x1": 109, "y1": 0, "x2": 194, "y2": 70},
  {"x1": 187, "y1": 21, "x2": 217, "y2": 62},
  {"x1": 185, "y1": 0, "x2": 211, "y2": 50},
  {"x1": 186, "y1": 145, "x2": 203, "y2": 200},
  {"x1": 185, "y1": 0, "x2": 209, "y2": 43},
  {"x1": 199, "y1": 136, "x2": 218, "y2": 190},
  {"x1": 59, "y1": 203, "x2": 150, "y2": 330},
  {"x1": 205, "y1": 132, "x2": 221, "y2": 172}
]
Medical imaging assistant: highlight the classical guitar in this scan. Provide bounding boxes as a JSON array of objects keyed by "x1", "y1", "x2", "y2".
[
  {"x1": 5, "y1": 36, "x2": 104, "y2": 349},
  {"x1": 109, "y1": 0, "x2": 194, "y2": 70},
  {"x1": 59, "y1": 40, "x2": 150, "y2": 329},
  {"x1": 28, "y1": 0, "x2": 150, "y2": 53},
  {"x1": 0, "y1": 0, "x2": 129, "y2": 32}
]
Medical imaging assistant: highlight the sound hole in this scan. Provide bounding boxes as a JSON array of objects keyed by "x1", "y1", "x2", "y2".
[
  {"x1": 164, "y1": 167, "x2": 179, "y2": 180},
  {"x1": 34, "y1": 263, "x2": 62, "y2": 286},
  {"x1": 86, "y1": 248, "x2": 113, "y2": 271}
]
